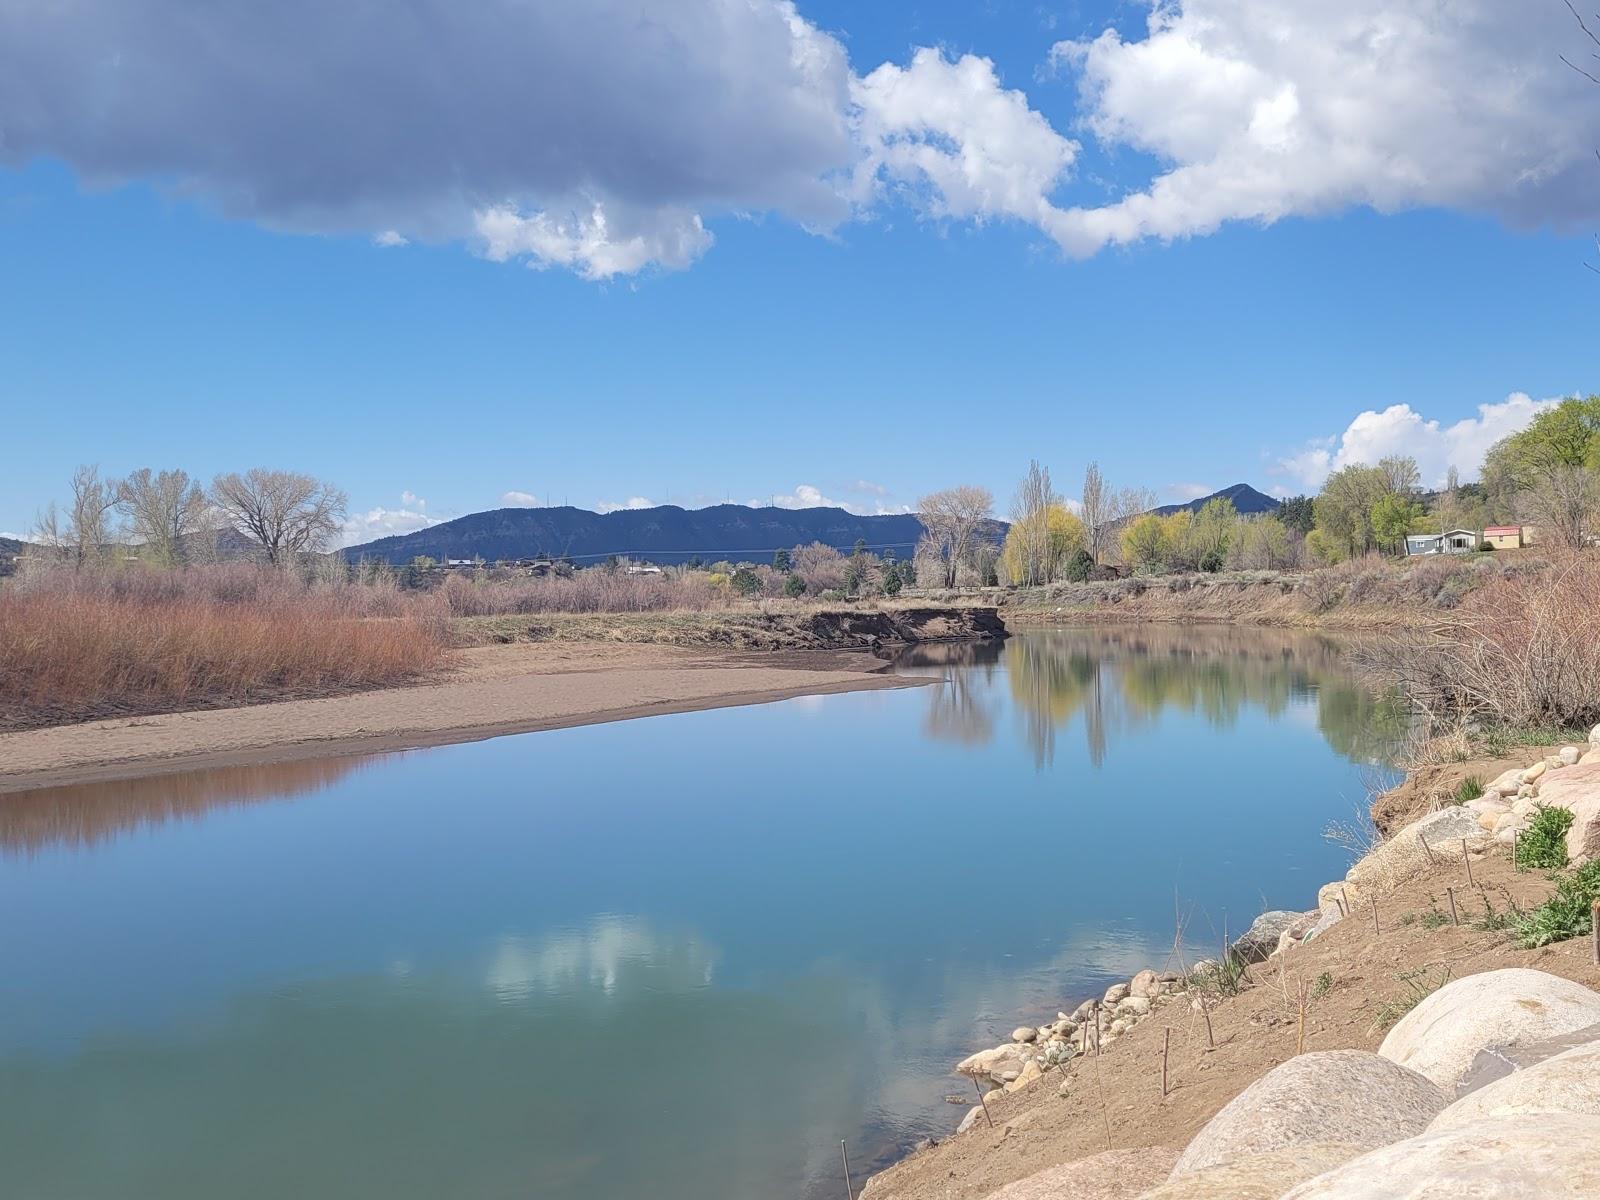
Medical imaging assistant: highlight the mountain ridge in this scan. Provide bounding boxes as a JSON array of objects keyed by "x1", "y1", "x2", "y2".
[
  {"x1": 342, "y1": 504, "x2": 940, "y2": 566},
  {"x1": 1148, "y1": 483, "x2": 1281, "y2": 518}
]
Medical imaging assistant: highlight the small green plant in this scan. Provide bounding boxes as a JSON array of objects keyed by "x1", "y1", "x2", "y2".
[
  {"x1": 1399, "y1": 911, "x2": 1417, "y2": 927},
  {"x1": 1471, "y1": 893, "x2": 1521, "y2": 933},
  {"x1": 1513, "y1": 860, "x2": 1600, "y2": 949},
  {"x1": 1418, "y1": 906, "x2": 1450, "y2": 930},
  {"x1": 782, "y1": 573, "x2": 806, "y2": 598},
  {"x1": 1310, "y1": 971, "x2": 1334, "y2": 1002},
  {"x1": 1515, "y1": 805, "x2": 1574, "y2": 871},
  {"x1": 1480, "y1": 725, "x2": 1587, "y2": 758},
  {"x1": 1451, "y1": 775, "x2": 1485, "y2": 804},
  {"x1": 1189, "y1": 954, "x2": 1249, "y2": 999},
  {"x1": 1374, "y1": 965, "x2": 1452, "y2": 1031}
]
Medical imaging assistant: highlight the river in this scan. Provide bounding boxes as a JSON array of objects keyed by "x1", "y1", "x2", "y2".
[{"x1": 0, "y1": 625, "x2": 1401, "y2": 1199}]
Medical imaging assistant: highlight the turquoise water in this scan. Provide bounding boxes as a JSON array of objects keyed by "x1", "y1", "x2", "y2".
[{"x1": 0, "y1": 626, "x2": 1398, "y2": 1200}]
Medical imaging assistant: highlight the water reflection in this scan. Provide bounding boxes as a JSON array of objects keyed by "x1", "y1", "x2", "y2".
[
  {"x1": 0, "y1": 626, "x2": 1402, "y2": 1200},
  {"x1": 908, "y1": 625, "x2": 1406, "y2": 769},
  {"x1": 0, "y1": 756, "x2": 377, "y2": 854}
]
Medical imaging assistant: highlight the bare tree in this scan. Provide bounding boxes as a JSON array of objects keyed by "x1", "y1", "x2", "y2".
[
  {"x1": 210, "y1": 469, "x2": 348, "y2": 566},
  {"x1": 1009, "y1": 460, "x2": 1056, "y2": 587},
  {"x1": 1378, "y1": 454, "x2": 1421, "y2": 497},
  {"x1": 119, "y1": 468, "x2": 209, "y2": 566},
  {"x1": 917, "y1": 486, "x2": 994, "y2": 588},
  {"x1": 1524, "y1": 464, "x2": 1600, "y2": 548},
  {"x1": 1081, "y1": 462, "x2": 1108, "y2": 562},
  {"x1": 62, "y1": 464, "x2": 121, "y2": 567}
]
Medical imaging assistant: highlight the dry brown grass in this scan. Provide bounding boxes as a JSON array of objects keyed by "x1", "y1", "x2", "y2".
[
  {"x1": 1379, "y1": 552, "x2": 1600, "y2": 729},
  {"x1": 0, "y1": 567, "x2": 449, "y2": 729}
]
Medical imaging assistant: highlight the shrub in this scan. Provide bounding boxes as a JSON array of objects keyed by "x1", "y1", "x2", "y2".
[
  {"x1": 1452, "y1": 775, "x2": 1485, "y2": 804},
  {"x1": 1063, "y1": 549, "x2": 1094, "y2": 583},
  {"x1": 783, "y1": 573, "x2": 806, "y2": 598},
  {"x1": 1374, "y1": 965, "x2": 1451, "y2": 1031},
  {"x1": 0, "y1": 568, "x2": 448, "y2": 730},
  {"x1": 1513, "y1": 860, "x2": 1600, "y2": 948},
  {"x1": 1515, "y1": 805, "x2": 1575, "y2": 871},
  {"x1": 730, "y1": 567, "x2": 760, "y2": 597}
]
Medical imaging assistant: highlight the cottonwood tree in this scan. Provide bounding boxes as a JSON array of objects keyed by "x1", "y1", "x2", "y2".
[
  {"x1": 119, "y1": 468, "x2": 209, "y2": 566},
  {"x1": 1081, "y1": 462, "x2": 1108, "y2": 561},
  {"x1": 46, "y1": 464, "x2": 122, "y2": 567},
  {"x1": 211, "y1": 469, "x2": 348, "y2": 566},
  {"x1": 1009, "y1": 460, "x2": 1056, "y2": 586},
  {"x1": 1525, "y1": 464, "x2": 1600, "y2": 548},
  {"x1": 917, "y1": 486, "x2": 993, "y2": 588}
]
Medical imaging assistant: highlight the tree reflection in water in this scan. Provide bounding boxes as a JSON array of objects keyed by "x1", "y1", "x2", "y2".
[
  {"x1": 903, "y1": 626, "x2": 1408, "y2": 769},
  {"x1": 0, "y1": 756, "x2": 376, "y2": 854}
]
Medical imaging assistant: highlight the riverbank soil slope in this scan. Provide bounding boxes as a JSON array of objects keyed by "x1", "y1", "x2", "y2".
[{"x1": 863, "y1": 849, "x2": 1599, "y2": 1200}]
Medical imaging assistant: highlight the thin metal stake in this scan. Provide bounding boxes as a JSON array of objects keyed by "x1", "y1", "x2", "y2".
[
  {"x1": 1513, "y1": 830, "x2": 1521, "y2": 871},
  {"x1": 972, "y1": 1078, "x2": 994, "y2": 1128},
  {"x1": 1592, "y1": 901, "x2": 1600, "y2": 968},
  {"x1": 1463, "y1": 839, "x2": 1475, "y2": 889},
  {"x1": 1371, "y1": 900, "x2": 1380, "y2": 938},
  {"x1": 841, "y1": 1140, "x2": 855, "y2": 1200},
  {"x1": 1160, "y1": 1027, "x2": 1171, "y2": 1098},
  {"x1": 1340, "y1": 886, "x2": 1351, "y2": 917},
  {"x1": 1447, "y1": 886, "x2": 1460, "y2": 926},
  {"x1": 1420, "y1": 834, "x2": 1435, "y2": 865}
]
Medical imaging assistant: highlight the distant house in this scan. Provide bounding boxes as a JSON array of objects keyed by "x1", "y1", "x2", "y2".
[
  {"x1": 1404, "y1": 534, "x2": 1443, "y2": 557},
  {"x1": 626, "y1": 563, "x2": 664, "y2": 576},
  {"x1": 1405, "y1": 530, "x2": 1477, "y2": 556},
  {"x1": 1483, "y1": 526, "x2": 1522, "y2": 550}
]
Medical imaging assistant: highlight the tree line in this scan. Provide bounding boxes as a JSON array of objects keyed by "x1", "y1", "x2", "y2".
[{"x1": 28, "y1": 466, "x2": 347, "y2": 568}]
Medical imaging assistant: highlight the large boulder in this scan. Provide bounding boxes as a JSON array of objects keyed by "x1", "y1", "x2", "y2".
[
  {"x1": 980, "y1": 1146, "x2": 1180, "y2": 1200},
  {"x1": 1431, "y1": 1039, "x2": 1600, "y2": 1129},
  {"x1": 1378, "y1": 968, "x2": 1600, "y2": 1092},
  {"x1": 957, "y1": 1043, "x2": 1029, "y2": 1084},
  {"x1": 1528, "y1": 760, "x2": 1600, "y2": 865},
  {"x1": 1134, "y1": 1143, "x2": 1365, "y2": 1200},
  {"x1": 1171, "y1": 1050, "x2": 1446, "y2": 1175},
  {"x1": 1228, "y1": 910, "x2": 1311, "y2": 963},
  {"x1": 1345, "y1": 806, "x2": 1487, "y2": 891},
  {"x1": 1278, "y1": 1115, "x2": 1600, "y2": 1198}
]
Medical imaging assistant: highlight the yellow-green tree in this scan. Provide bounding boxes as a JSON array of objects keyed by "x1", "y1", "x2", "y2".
[
  {"x1": 1120, "y1": 513, "x2": 1169, "y2": 571},
  {"x1": 1002, "y1": 503, "x2": 1086, "y2": 584}
]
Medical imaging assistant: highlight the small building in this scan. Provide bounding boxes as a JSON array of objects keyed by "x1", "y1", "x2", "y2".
[
  {"x1": 1404, "y1": 534, "x2": 1443, "y2": 557},
  {"x1": 1405, "y1": 530, "x2": 1477, "y2": 557},
  {"x1": 1483, "y1": 526, "x2": 1521, "y2": 551},
  {"x1": 625, "y1": 563, "x2": 664, "y2": 576}
]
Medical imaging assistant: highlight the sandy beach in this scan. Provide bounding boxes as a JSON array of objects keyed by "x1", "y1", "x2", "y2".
[{"x1": 0, "y1": 641, "x2": 930, "y2": 794}]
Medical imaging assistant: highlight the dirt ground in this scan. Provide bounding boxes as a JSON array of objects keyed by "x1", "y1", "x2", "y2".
[
  {"x1": 0, "y1": 640, "x2": 927, "y2": 793},
  {"x1": 862, "y1": 847, "x2": 1600, "y2": 1200}
]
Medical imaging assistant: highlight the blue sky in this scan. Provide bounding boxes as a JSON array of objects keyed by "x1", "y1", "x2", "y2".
[{"x1": 2, "y1": 1, "x2": 1598, "y2": 543}]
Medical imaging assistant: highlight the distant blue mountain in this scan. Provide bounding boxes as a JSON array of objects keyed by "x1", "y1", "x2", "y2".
[
  {"x1": 1148, "y1": 483, "x2": 1280, "y2": 518},
  {"x1": 342, "y1": 504, "x2": 954, "y2": 565}
]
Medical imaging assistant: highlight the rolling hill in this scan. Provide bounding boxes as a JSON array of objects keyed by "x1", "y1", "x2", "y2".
[
  {"x1": 342, "y1": 504, "x2": 943, "y2": 566},
  {"x1": 1148, "y1": 483, "x2": 1280, "y2": 518}
]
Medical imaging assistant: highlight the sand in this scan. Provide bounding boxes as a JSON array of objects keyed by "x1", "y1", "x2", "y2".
[{"x1": 0, "y1": 641, "x2": 928, "y2": 793}]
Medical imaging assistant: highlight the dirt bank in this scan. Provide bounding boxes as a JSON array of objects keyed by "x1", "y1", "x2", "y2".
[
  {"x1": 863, "y1": 847, "x2": 1599, "y2": 1200},
  {"x1": 0, "y1": 641, "x2": 932, "y2": 793}
]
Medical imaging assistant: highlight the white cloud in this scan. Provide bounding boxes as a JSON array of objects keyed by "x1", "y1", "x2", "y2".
[
  {"x1": 9, "y1": 2, "x2": 1591, "y2": 278},
  {"x1": 1044, "y1": 2, "x2": 1600, "y2": 256},
  {"x1": 851, "y1": 49, "x2": 1079, "y2": 235},
  {"x1": 1272, "y1": 393, "x2": 1560, "y2": 489},
  {"x1": 500, "y1": 491, "x2": 539, "y2": 507},
  {"x1": 1165, "y1": 482, "x2": 1213, "y2": 502},
  {"x1": 595, "y1": 496, "x2": 656, "y2": 514},
  {"x1": 340, "y1": 491, "x2": 440, "y2": 546},
  {"x1": 756, "y1": 484, "x2": 912, "y2": 515},
  {"x1": 850, "y1": 479, "x2": 890, "y2": 496}
]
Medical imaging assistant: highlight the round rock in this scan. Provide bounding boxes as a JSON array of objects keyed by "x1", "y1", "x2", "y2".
[
  {"x1": 1378, "y1": 968, "x2": 1600, "y2": 1091},
  {"x1": 981, "y1": 1146, "x2": 1181, "y2": 1200},
  {"x1": 1279, "y1": 1114, "x2": 1600, "y2": 1198},
  {"x1": 1136, "y1": 1143, "x2": 1365, "y2": 1200},
  {"x1": 1431, "y1": 1039, "x2": 1600, "y2": 1129},
  {"x1": 1171, "y1": 1050, "x2": 1447, "y2": 1175}
]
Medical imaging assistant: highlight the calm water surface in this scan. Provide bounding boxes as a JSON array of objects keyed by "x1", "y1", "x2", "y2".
[{"x1": 0, "y1": 627, "x2": 1400, "y2": 1200}]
